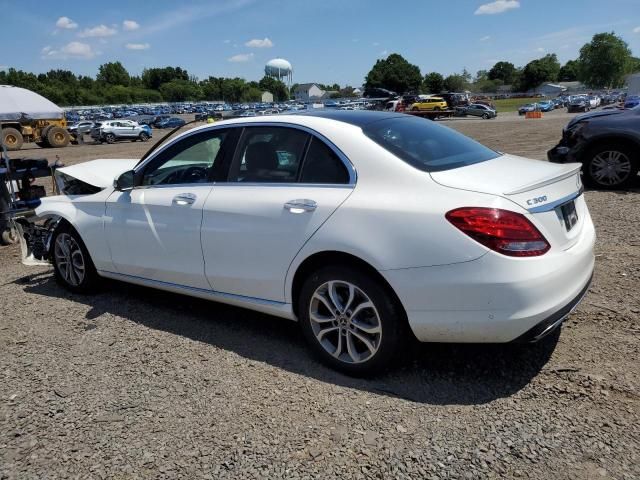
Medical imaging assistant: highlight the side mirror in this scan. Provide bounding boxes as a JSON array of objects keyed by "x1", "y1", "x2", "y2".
[{"x1": 114, "y1": 170, "x2": 135, "y2": 191}]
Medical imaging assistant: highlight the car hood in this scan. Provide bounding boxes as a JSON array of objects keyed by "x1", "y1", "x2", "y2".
[
  {"x1": 566, "y1": 108, "x2": 625, "y2": 128},
  {"x1": 56, "y1": 158, "x2": 138, "y2": 189}
]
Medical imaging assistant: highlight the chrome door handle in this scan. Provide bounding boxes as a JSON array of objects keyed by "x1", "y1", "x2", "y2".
[
  {"x1": 284, "y1": 199, "x2": 317, "y2": 213},
  {"x1": 172, "y1": 193, "x2": 197, "y2": 206}
]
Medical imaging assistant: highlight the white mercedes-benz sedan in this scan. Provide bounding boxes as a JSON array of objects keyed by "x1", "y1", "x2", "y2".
[{"x1": 19, "y1": 111, "x2": 595, "y2": 375}]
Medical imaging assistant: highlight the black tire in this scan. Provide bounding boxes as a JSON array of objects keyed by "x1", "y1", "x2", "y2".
[
  {"x1": 105, "y1": 133, "x2": 116, "y2": 144},
  {"x1": 582, "y1": 143, "x2": 639, "y2": 190},
  {"x1": 298, "y1": 265, "x2": 406, "y2": 376},
  {"x1": 482, "y1": 113, "x2": 490, "y2": 119},
  {"x1": 411, "y1": 107, "x2": 419, "y2": 111},
  {"x1": 1, "y1": 127, "x2": 24, "y2": 151},
  {"x1": 434, "y1": 107, "x2": 441, "y2": 111},
  {"x1": 35, "y1": 141, "x2": 48, "y2": 148},
  {"x1": 139, "y1": 132, "x2": 150, "y2": 142},
  {"x1": 47, "y1": 126, "x2": 70, "y2": 148},
  {"x1": 51, "y1": 223, "x2": 100, "y2": 293}
]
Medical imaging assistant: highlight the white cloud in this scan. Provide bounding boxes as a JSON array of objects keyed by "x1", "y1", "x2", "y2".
[
  {"x1": 245, "y1": 37, "x2": 273, "y2": 48},
  {"x1": 78, "y1": 24, "x2": 117, "y2": 38},
  {"x1": 634, "y1": 26, "x2": 640, "y2": 34},
  {"x1": 56, "y1": 16, "x2": 78, "y2": 29},
  {"x1": 228, "y1": 52, "x2": 254, "y2": 62},
  {"x1": 0, "y1": 65, "x2": 7, "y2": 71},
  {"x1": 474, "y1": 0, "x2": 520, "y2": 15},
  {"x1": 122, "y1": 20, "x2": 140, "y2": 31},
  {"x1": 480, "y1": 35, "x2": 491, "y2": 41},
  {"x1": 535, "y1": 47, "x2": 546, "y2": 53},
  {"x1": 223, "y1": 39, "x2": 231, "y2": 44},
  {"x1": 42, "y1": 42, "x2": 95, "y2": 59},
  {"x1": 379, "y1": 50, "x2": 388, "y2": 57},
  {"x1": 372, "y1": 42, "x2": 380, "y2": 46},
  {"x1": 126, "y1": 43, "x2": 150, "y2": 50}
]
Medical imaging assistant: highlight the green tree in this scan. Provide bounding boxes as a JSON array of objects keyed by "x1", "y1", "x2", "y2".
[
  {"x1": 422, "y1": 72, "x2": 444, "y2": 93},
  {"x1": 558, "y1": 60, "x2": 580, "y2": 82},
  {"x1": 443, "y1": 74, "x2": 467, "y2": 92},
  {"x1": 257, "y1": 75, "x2": 289, "y2": 101},
  {"x1": 488, "y1": 61, "x2": 517, "y2": 84},
  {"x1": 578, "y1": 32, "x2": 633, "y2": 88},
  {"x1": 159, "y1": 79, "x2": 202, "y2": 102},
  {"x1": 96, "y1": 62, "x2": 130, "y2": 86},
  {"x1": 141, "y1": 66, "x2": 189, "y2": 90},
  {"x1": 364, "y1": 53, "x2": 422, "y2": 94},
  {"x1": 519, "y1": 54, "x2": 560, "y2": 91}
]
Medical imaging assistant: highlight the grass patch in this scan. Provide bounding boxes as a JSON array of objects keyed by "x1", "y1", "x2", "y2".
[{"x1": 493, "y1": 97, "x2": 542, "y2": 113}]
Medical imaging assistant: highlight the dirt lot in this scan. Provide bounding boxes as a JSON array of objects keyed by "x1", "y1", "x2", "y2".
[{"x1": 1, "y1": 111, "x2": 638, "y2": 479}]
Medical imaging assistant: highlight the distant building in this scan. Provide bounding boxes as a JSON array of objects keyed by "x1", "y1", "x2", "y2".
[
  {"x1": 534, "y1": 83, "x2": 567, "y2": 96},
  {"x1": 352, "y1": 87, "x2": 363, "y2": 96},
  {"x1": 294, "y1": 83, "x2": 324, "y2": 101},
  {"x1": 261, "y1": 91, "x2": 274, "y2": 103},
  {"x1": 497, "y1": 84, "x2": 513, "y2": 94}
]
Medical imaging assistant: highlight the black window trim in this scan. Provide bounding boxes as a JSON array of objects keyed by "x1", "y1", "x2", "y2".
[
  {"x1": 133, "y1": 127, "x2": 239, "y2": 188},
  {"x1": 222, "y1": 122, "x2": 357, "y2": 187}
]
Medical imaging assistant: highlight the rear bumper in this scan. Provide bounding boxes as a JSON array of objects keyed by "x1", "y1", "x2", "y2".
[
  {"x1": 511, "y1": 272, "x2": 592, "y2": 342},
  {"x1": 382, "y1": 215, "x2": 595, "y2": 343}
]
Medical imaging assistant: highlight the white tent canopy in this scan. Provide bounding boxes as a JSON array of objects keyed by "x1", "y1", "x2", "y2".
[{"x1": 0, "y1": 85, "x2": 63, "y2": 120}]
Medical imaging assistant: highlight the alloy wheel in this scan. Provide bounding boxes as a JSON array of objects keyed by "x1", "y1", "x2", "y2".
[
  {"x1": 54, "y1": 233, "x2": 86, "y2": 287},
  {"x1": 309, "y1": 280, "x2": 382, "y2": 364},
  {"x1": 589, "y1": 150, "x2": 632, "y2": 186}
]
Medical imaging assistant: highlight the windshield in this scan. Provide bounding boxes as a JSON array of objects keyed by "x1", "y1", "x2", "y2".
[{"x1": 363, "y1": 116, "x2": 500, "y2": 172}]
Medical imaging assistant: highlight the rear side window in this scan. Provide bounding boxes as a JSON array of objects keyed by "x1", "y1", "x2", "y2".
[
  {"x1": 363, "y1": 117, "x2": 499, "y2": 172},
  {"x1": 229, "y1": 127, "x2": 309, "y2": 183},
  {"x1": 300, "y1": 137, "x2": 349, "y2": 184}
]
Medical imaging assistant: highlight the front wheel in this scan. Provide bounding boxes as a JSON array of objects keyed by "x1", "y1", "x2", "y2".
[
  {"x1": 482, "y1": 113, "x2": 490, "y2": 119},
  {"x1": 52, "y1": 223, "x2": 100, "y2": 293},
  {"x1": 583, "y1": 144, "x2": 638, "y2": 190},
  {"x1": 298, "y1": 266, "x2": 406, "y2": 376},
  {"x1": 105, "y1": 133, "x2": 116, "y2": 144},
  {"x1": 139, "y1": 132, "x2": 150, "y2": 142}
]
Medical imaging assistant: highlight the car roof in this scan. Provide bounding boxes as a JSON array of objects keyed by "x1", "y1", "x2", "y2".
[{"x1": 289, "y1": 109, "x2": 407, "y2": 127}]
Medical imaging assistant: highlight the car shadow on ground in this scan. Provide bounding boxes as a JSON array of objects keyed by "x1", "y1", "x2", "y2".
[{"x1": 17, "y1": 272, "x2": 560, "y2": 406}]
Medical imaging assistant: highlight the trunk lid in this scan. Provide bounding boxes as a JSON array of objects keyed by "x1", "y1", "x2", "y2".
[{"x1": 431, "y1": 154, "x2": 585, "y2": 250}]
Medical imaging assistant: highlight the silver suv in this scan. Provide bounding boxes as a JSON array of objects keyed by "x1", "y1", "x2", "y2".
[{"x1": 90, "y1": 120, "x2": 151, "y2": 144}]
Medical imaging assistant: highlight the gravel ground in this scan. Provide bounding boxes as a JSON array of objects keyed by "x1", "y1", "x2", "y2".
[{"x1": 1, "y1": 110, "x2": 638, "y2": 479}]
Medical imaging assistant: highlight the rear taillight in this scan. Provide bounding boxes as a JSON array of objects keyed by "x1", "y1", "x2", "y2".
[{"x1": 446, "y1": 207, "x2": 550, "y2": 257}]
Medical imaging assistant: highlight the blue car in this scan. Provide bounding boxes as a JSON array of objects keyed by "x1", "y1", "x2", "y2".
[
  {"x1": 624, "y1": 95, "x2": 640, "y2": 109},
  {"x1": 537, "y1": 100, "x2": 555, "y2": 112},
  {"x1": 157, "y1": 117, "x2": 186, "y2": 129}
]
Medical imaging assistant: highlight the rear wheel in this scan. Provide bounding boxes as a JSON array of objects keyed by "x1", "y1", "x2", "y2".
[
  {"x1": 1, "y1": 128, "x2": 24, "y2": 151},
  {"x1": 583, "y1": 144, "x2": 638, "y2": 190},
  {"x1": 47, "y1": 126, "x2": 70, "y2": 148},
  {"x1": 298, "y1": 266, "x2": 405, "y2": 376},
  {"x1": 139, "y1": 132, "x2": 150, "y2": 142},
  {"x1": 434, "y1": 107, "x2": 441, "y2": 111},
  {"x1": 51, "y1": 223, "x2": 100, "y2": 293}
]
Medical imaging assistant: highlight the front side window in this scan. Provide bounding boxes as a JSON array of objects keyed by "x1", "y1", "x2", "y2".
[
  {"x1": 142, "y1": 131, "x2": 227, "y2": 186},
  {"x1": 229, "y1": 127, "x2": 309, "y2": 183},
  {"x1": 364, "y1": 116, "x2": 499, "y2": 172}
]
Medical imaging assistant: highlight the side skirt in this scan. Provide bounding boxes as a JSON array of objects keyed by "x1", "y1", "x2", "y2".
[{"x1": 97, "y1": 270, "x2": 297, "y2": 321}]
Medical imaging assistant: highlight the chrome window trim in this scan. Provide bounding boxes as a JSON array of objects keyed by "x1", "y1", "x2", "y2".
[{"x1": 133, "y1": 121, "x2": 357, "y2": 188}]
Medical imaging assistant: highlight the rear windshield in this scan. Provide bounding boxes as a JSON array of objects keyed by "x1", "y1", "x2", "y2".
[{"x1": 363, "y1": 116, "x2": 499, "y2": 172}]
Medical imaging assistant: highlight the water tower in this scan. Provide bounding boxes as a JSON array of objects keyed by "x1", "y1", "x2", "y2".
[{"x1": 265, "y1": 58, "x2": 293, "y2": 87}]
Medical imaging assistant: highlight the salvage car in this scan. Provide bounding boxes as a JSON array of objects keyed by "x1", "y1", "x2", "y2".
[
  {"x1": 15, "y1": 111, "x2": 595, "y2": 375},
  {"x1": 567, "y1": 96, "x2": 591, "y2": 113},
  {"x1": 518, "y1": 103, "x2": 537, "y2": 115},
  {"x1": 410, "y1": 97, "x2": 448, "y2": 112},
  {"x1": 90, "y1": 120, "x2": 151, "y2": 144},
  {"x1": 548, "y1": 104, "x2": 640, "y2": 189},
  {"x1": 456, "y1": 103, "x2": 497, "y2": 119}
]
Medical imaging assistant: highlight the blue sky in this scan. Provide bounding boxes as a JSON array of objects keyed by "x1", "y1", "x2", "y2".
[{"x1": 1, "y1": 0, "x2": 639, "y2": 86}]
